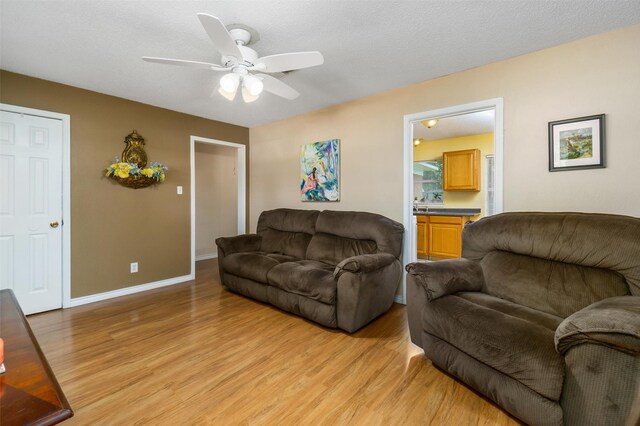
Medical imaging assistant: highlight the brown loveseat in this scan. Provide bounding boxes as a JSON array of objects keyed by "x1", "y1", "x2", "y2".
[
  {"x1": 216, "y1": 208, "x2": 404, "y2": 332},
  {"x1": 406, "y1": 212, "x2": 640, "y2": 426}
]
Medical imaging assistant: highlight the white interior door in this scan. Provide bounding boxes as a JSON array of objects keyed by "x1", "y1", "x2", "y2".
[{"x1": 0, "y1": 110, "x2": 63, "y2": 314}]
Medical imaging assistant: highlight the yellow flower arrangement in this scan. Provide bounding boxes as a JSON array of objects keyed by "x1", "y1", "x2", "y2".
[
  {"x1": 106, "y1": 158, "x2": 168, "y2": 188},
  {"x1": 115, "y1": 162, "x2": 133, "y2": 178},
  {"x1": 140, "y1": 168, "x2": 154, "y2": 178}
]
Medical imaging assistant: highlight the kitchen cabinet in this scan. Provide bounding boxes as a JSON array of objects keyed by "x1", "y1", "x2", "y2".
[
  {"x1": 443, "y1": 149, "x2": 480, "y2": 191},
  {"x1": 415, "y1": 213, "x2": 479, "y2": 259},
  {"x1": 416, "y1": 215, "x2": 428, "y2": 258},
  {"x1": 429, "y1": 216, "x2": 464, "y2": 259}
]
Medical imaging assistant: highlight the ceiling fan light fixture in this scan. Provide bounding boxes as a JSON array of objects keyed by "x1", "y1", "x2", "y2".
[
  {"x1": 422, "y1": 119, "x2": 439, "y2": 129},
  {"x1": 243, "y1": 75, "x2": 264, "y2": 96},
  {"x1": 218, "y1": 85, "x2": 237, "y2": 101},
  {"x1": 144, "y1": 14, "x2": 324, "y2": 104},
  {"x1": 241, "y1": 86, "x2": 259, "y2": 103},
  {"x1": 219, "y1": 72, "x2": 240, "y2": 93}
]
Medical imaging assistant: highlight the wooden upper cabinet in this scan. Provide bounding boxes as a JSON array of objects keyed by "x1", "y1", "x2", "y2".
[{"x1": 443, "y1": 149, "x2": 480, "y2": 191}]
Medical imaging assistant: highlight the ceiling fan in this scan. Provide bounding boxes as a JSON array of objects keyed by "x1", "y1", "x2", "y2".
[{"x1": 142, "y1": 14, "x2": 324, "y2": 103}]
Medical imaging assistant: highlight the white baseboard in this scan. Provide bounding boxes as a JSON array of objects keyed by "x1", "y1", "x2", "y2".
[
  {"x1": 67, "y1": 273, "x2": 195, "y2": 308},
  {"x1": 195, "y1": 253, "x2": 218, "y2": 261},
  {"x1": 394, "y1": 294, "x2": 405, "y2": 304}
]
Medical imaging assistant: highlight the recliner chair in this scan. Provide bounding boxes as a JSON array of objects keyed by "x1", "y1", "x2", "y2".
[{"x1": 406, "y1": 212, "x2": 640, "y2": 426}]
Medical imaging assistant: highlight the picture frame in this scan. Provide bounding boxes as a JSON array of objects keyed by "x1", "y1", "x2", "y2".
[{"x1": 548, "y1": 114, "x2": 605, "y2": 172}]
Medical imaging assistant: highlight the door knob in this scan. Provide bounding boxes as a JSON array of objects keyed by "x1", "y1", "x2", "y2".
[{"x1": 50, "y1": 221, "x2": 59, "y2": 229}]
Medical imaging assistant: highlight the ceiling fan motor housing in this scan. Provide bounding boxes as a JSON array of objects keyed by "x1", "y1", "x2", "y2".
[
  {"x1": 229, "y1": 28, "x2": 252, "y2": 45},
  {"x1": 222, "y1": 45, "x2": 258, "y2": 68}
]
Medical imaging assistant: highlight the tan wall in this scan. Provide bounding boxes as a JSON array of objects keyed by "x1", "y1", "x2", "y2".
[
  {"x1": 195, "y1": 143, "x2": 238, "y2": 258},
  {"x1": 250, "y1": 24, "x2": 640, "y2": 231},
  {"x1": 414, "y1": 133, "x2": 494, "y2": 216},
  {"x1": 0, "y1": 71, "x2": 249, "y2": 298}
]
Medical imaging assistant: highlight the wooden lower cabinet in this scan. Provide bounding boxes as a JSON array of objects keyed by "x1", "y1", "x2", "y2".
[
  {"x1": 416, "y1": 216, "x2": 428, "y2": 258},
  {"x1": 416, "y1": 215, "x2": 476, "y2": 259},
  {"x1": 429, "y1": 216, "x2": 464, "y2": 259}
]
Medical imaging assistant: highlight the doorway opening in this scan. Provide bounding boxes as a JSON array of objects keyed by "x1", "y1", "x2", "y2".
[
  {"x1": 401, "y1": 98, "x2": 504, "y2": 302},
  {"x1": 190, "y1": 136, "x2": 246, "y2": 277}
]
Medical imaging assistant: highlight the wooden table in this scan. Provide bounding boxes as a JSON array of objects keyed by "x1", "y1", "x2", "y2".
[{"x1": 0, "y1": 289, "x2": 73, "y2": 426}]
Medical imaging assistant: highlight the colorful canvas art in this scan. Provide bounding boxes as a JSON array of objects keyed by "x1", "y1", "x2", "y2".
[{"x1": 300, "y1": 139, "x2": 340, "y2": 201}]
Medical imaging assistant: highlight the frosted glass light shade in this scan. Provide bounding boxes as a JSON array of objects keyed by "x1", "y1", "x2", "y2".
[
  {"x1": 422, "y1": 119, "x2": 439, "y2": 128},
  {"x1": 243, "y1": 75, "x2": 264, "y2": 96},
  {"x1": 218, "y1": 85, "x2": 237, "y2": 101},
  {"x1": 241, "y1": 86, "x2": 259, "y2": 103},
  {"x1": 220, "y1": 73, "x2": 240, "y2": 93}
]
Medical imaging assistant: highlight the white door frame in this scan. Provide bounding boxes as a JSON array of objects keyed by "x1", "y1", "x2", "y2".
[
  {"x1": 190, "y1": 135, "x2": 246, "y2": 276},
  {"x1": 0, "y1": 103, "x2": 72, "y2": 308},
  {"x1": 401, "y1": 98, "x2": 504, "y2": 303}
]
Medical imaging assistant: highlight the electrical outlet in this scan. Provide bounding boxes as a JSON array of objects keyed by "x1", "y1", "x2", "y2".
[
  {"x1": 130, "y1": 262, "x2": 138, "y2": 273},
  {"x1": 177, "y1": 186, "x2": 183, "y2": 195}
]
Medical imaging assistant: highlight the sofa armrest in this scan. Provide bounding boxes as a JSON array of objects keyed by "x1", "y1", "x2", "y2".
[
  {"x1": 336, "y1": 258, "x2": 402, "y2": 332},
  {"x1": 405, "y1": 259, "x2": 484, "y2": 302},
  {"x1": 215, "y1": 234, "x2": 262, "y2": 257},
  {"x1": 555, "y1": 296, "x2": 640, "y2": 355},
  {"x1": 334, "y1": 253, "x2": 397, "y2": 278}
]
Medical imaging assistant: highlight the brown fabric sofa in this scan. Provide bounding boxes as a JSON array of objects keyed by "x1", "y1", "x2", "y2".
[
  {"x1": 406, "y1": 212, "x2": 640, "y2": 426},
  {"x1": 216, "y1": 208, "x2": 404, "y2": 332}
]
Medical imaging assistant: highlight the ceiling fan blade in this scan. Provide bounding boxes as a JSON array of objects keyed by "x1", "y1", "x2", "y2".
[
  {"x1": 142, "y1": 56, "x2": 229, "y2": 71},
  {"x1": 253, "y1": 51, "x2": 324, "y2": 73},
  {"x1": 257, "y1": 74, "x2": 299, "y2": 100},
  {"x1": 196, "y1": 13, "x2": 243, "y2": 60}
]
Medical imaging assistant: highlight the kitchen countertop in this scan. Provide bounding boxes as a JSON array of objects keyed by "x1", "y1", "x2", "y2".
[{"x1": 413, "y1": 208, "x2": 481, "y2": 217}]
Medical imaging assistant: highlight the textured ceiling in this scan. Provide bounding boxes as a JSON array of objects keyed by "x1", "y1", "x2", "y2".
[{"x1": 1, "y1": 1, "x2": 639, "y2": 128}]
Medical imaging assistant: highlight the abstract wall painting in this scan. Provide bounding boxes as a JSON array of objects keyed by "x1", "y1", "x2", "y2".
[
  {"x1": 300, "y1": 139, "x2": 340, "y2": 201},
  {"x1": 548, "y1": 114, "x2": 605, "y2": 171}
]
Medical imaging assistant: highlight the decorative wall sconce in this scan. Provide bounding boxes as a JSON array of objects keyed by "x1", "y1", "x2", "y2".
[{"x1": 106, "y1": 130, "x2": 168, "y2": 189}]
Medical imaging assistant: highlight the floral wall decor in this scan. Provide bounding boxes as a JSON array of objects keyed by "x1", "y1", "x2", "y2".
[{"x1": 106, "y1": 130, "x2": 167, "y2": 189}]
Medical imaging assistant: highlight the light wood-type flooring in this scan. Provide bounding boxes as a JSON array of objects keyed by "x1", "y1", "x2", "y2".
[{"x1": 28, "y1": 259, "x2": 520, "y2": 425}]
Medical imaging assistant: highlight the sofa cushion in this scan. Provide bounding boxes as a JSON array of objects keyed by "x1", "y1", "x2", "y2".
[
  {"x1": 480, "y1": 250, "x2": 630, "y2": 318},
  {"x1": 259, "y1": 228, "x2": 314, "y2": 260},
  {"x1": 264, "y1": 253, "x2": 299, "y2": 263},
  {"x1": 257, "y1": 209, "x2": 319, "y2": 259},
  {"x1": 457, "y1": 292, "x2": 563, "y2": 331},
  {"x1": 267, "y1": 260, "x2": 337, "y2": 304},
  {"x1": 462, "y1": 212, "x2": 640, "y2": 299},
  {"x1": 221, "y1": 252, "x2": 298, "y2": 282},
  {"x1": 306, "y1": 210, "x2": 404, "y2": 265},
  {"x1": 306, "y1": 232, "x2": 377, "y2": 266},
  {"x1": 422, "y1": 292, "x2": 565, "y2": 401},
  {"x1": 267, "y1": 286, "x2": 337, "y2": 328}
]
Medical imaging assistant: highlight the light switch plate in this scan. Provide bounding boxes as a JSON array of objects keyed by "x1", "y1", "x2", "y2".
[{"x1": 177, "y1": 186, "x2": 183, "y2": 195}]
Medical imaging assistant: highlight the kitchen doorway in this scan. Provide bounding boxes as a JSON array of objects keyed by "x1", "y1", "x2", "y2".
[
  {"x1": 413, "y1": 110, "x2": 496, "y2": 214},
  {"x1": 400, "y1": 98, "x2": 504, "y2": 302}
]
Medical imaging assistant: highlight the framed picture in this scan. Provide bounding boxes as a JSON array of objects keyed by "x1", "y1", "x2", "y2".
[
  {"x1": 300, "y1": 139, "x2": 340, "y2": 201},
  {"x1": 548, "y1": 114, "x2": 605, "y2": 172}
]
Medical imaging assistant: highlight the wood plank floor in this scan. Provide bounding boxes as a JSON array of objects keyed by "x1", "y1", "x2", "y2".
[{"x1": 27, "y1": 259, "x2": 520, "y2": 425}]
